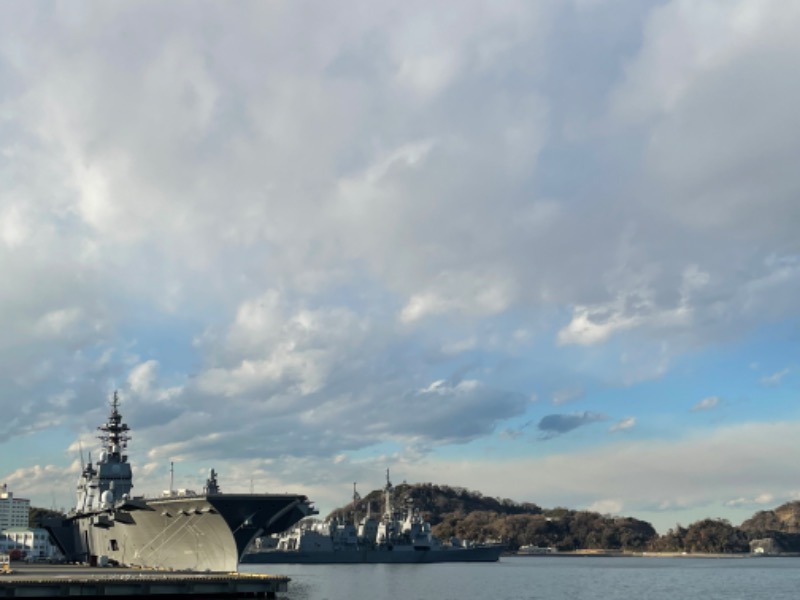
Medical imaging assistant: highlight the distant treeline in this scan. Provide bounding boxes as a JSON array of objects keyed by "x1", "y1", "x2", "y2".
[{"x1": 327, "y1": 482, "x2": 800, "y2": 553}]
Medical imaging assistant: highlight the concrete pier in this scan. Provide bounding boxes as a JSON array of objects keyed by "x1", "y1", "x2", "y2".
[{"x1": 0, "y1": 564, "x2": 289, "y2": 598}]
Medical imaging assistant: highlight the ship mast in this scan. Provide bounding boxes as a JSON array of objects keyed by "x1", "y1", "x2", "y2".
[
  {"x1": 383, "y1": 469, "x2": 393, "y2": 521},
  {"x1": 97, "y1": 391, "x2": 130, "y2": 462},
  {"x1": 352, "y1": 482, "x2": 360, "y2": 526}
]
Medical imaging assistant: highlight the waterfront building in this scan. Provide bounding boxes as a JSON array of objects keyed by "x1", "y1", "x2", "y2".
[
  {"x1": 0, "y1": 484, "x2": 30, "y2": 529},
  {"x1": 0, "y1": 527, "x2": 61, "y2": 559}
]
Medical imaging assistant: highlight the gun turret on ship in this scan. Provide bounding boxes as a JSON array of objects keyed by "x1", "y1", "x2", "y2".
[{"x1": 45, "y1": 393, "x2": 316, "y2": 571}]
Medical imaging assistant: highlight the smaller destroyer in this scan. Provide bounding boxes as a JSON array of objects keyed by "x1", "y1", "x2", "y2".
[
  {"x1": 46, "y1": 393, "x2": 316, "y2": 571},
  {"x1": 242, "y1": 471, "x2": 504, "y2": 564}
]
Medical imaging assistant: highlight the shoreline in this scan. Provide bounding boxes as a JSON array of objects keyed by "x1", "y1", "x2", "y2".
[{"x1": 513, "y1": 550, "x2": 800, "y2": 559}]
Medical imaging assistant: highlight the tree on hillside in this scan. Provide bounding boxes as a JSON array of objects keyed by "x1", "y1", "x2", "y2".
[
  {"x1": 649, "y1": 525, "x2": 688, "y2": 552},
  {"x1": 741, "y1": 502, "x2": 800, "y2": 535},
  {"x1": 615, "y1": 518, "x2": 657, "y2": 549},
  {"x1": 680, "y1": 519, "x2": 749, "y2": 553},
  {"x1": 740, "y1": 510, "x2": 782, "y2": 535}
]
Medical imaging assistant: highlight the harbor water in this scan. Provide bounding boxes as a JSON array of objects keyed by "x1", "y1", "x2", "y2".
[{"x1": 242, "y1": 555, "x2": 800, "y2": 600}]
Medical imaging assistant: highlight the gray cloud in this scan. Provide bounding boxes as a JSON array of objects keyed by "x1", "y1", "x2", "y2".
[
  {"x1": 73, "y1": 288, "x2": 534, "y2": 465},
  {"x1": 538, "y1": 412, "x2": 607, "y2": 438},
  {"x1": 1, "y1": 1, "x2": 797, "y2": 394}
]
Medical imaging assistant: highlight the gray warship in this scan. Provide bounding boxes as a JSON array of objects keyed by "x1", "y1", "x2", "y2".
[
  {"x1": 242, "y1": 471, "x2": 504, "y2": 564},
  {"x1": 45, "y1": 393, "x2": 316, "y2": 571}
]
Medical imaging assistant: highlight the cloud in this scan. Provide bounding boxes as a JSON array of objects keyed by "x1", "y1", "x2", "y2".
[
  {"x1": 552, "y1": 388, "x2": 584, "y2": 406},
  {"x1": 106, "y1": 290, "x2": 532, "y2": 463},
  {"x1": 725, "y1": 494, "x2": 775, "y2": 509},
  {"x1": 399, "y1": 271, "x2": 519, "y2": 323},
  {"x1": 610, "y1": 417, "x2": 636, "y2": 433},
  {"x1": 1, "y1": 463, "x2": 77, "y2": 513},
  {"x1": 557, "y1": 265, "x2": 706, "y2": 347},
  {"x1": 128, "y1": 360, "x2": 159, "y2": 394},
  {"x1": 382, "y1": 420, "x2": 800, "y2": 533},
  {"x1": 594, "y1": 0, "x2": 800, "y2": 356},
  {"x1": 587, "y1": 499, "x2": 623, "y2": 515},
  {"x1": 538, "y1": 412, "x2": 607, "y2": 438},
  {"x1": 1, "y1": 0, "x2": 800, "y2": 531},
  {"x1": 760, "y1": 368, "x2": 790, "y2": 386},
  {"x1": 691, "y1": 396, "x2": 720, "y2": 412},
  {"x1": 394, "y1": 379, "x2": 529, "y2": 441}
]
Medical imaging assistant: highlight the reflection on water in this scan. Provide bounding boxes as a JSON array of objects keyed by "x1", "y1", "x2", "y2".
[{"x1": 241, "y1": 555, "x2": 800, "y2": 600}]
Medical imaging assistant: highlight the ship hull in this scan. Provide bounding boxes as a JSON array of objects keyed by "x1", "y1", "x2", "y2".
[
  {"x1": 48, "y1": 493, "x2": 312, "y2": 572},
  {"x1": 241, "y1": 545, "x2": 504, "y2": 564}
]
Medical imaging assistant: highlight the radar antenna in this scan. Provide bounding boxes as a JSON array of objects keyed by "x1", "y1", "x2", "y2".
[{"x1": 97, "y1": 391, "x2": 131, "y2": 460}]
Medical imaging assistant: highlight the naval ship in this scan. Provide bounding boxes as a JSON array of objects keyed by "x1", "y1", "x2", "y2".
[
  {"x1": 242, "y1": 471, "x2": 504, "y2": 564},
  {"x1": 45, "y1": 393, "x2": 316, "y2": 571}
]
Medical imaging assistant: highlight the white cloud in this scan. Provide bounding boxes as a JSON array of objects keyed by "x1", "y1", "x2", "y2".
[
  {"x1": 196, "y1": 295, "x2": 370, "y2": 400},
  {"x1": 33, "y1": 307, "x2": 83, "y2": 338},
  {"x1": 0, "y1": 204, "x2": 31, "y2": 248},
  {"x1": 559, "y1": 308, "x2": 629, "y2": 346},
  {"x1": 691, "y1": 396, "x2": 720, "y2": 412},
  {"x1": 760, "y1": 368, "x2": 790, "y2": 387},
  {"x1": 0, "y1": 464, "x2": 77, "y2": 512},
  {"x1": 352, "y1": 140, "x2": 437, "y2": 188},
  {"x1": 557, "y1": 264, "x2": 706, "y2": 347},
  {"x1": 587, "y1": 499, "x2": 623, "y2": 515},
  {"x1": 725, "y1": 493, "x2": 774, "y2": 508},
  {"x1": 610, "y1": 417, "x2": 636, "y2": 433},
  {"x1": 128, "y1": 360, "x2": 159, "y2": 394},
  {"x1": 400, "y1": 270, "x2": 519, "y2": 323}
]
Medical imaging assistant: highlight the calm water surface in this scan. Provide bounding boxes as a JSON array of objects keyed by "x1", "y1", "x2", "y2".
[{"x1": 241, "y1": 556, "x2": 800, "y2": 600}]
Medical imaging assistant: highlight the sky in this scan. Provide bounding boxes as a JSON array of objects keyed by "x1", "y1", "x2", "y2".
[{"x1": 0, "y1": 0, "x2": 798, "y2": 534}]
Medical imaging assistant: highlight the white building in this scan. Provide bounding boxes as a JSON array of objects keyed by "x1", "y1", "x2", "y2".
[
  {"x1": 0, "y1": 484, "x2": 30, "y2": 529},
  {"x1": 0, "y1": 527, "x2": 60, "y2": 560}
]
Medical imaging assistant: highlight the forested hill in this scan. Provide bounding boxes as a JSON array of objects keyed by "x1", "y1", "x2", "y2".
[
  {"x1": 738, "y1": 500, "x2": 800, "y2": 552},
  {"x1": 328, "y1": 482, "x2": 542, "y2": 526},
  {"x1": 647, "y1": 502, "x2": 800, "y2": 554},
  {"x1": 740, "y1": 500, "x2": 800, "y2": 533},
  {"x1": 327, "y1": 482, "x2": 657, "y2": 551},
  {"x1": 326, "y1": 484, "x2": 800, "y2": 553}
]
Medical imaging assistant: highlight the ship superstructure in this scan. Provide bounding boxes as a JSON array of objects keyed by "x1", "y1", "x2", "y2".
[
  {"x1": 46, "y1": 393, "x2": 315, "y2": 571},
  {"x1": 76, "y1": 393, "x2": 133, "y2": 513},
  {"x1": 243, "y1": 470, "x2": 504, "y2": 564}
]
